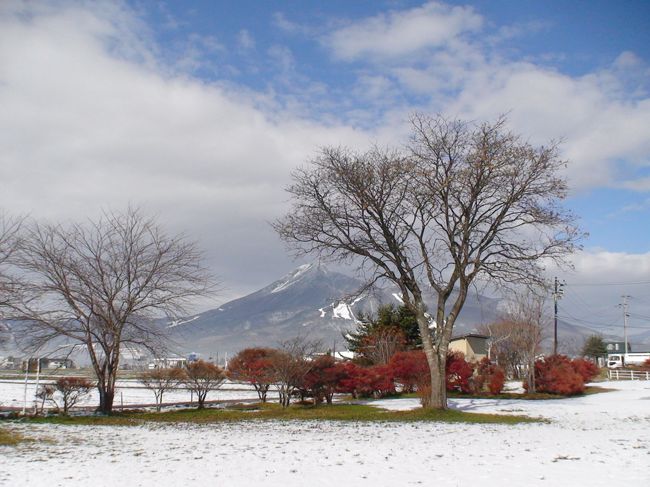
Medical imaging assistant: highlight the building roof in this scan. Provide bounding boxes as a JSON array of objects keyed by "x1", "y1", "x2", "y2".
[{"x1": 450, "y1": 333, "x2": 489, "y2": 341}]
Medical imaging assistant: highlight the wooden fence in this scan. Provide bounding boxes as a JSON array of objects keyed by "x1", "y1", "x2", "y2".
[{"x1": 608, "y1": 369, "x2": 650, "y2": 380}]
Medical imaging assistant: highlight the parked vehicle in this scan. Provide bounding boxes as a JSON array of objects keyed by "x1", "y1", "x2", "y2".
[{"x1": 607, "y1": 353, "x2": 650, "y2": 369}]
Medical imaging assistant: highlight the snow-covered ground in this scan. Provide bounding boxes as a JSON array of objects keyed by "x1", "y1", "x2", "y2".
[
  {"x1": 2, "y1": 380, "x2": 649, "y2": 486},
  {"x1": 0, "y1": 379, "x2": 275, "y2": 410}
]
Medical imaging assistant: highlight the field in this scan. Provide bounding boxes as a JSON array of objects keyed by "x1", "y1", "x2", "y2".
[{"x1": 1, "y1": 380, "x2": 649, "y2": 486}]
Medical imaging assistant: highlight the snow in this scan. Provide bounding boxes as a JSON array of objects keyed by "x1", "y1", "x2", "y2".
[
  {"x1": 0, "y1": 379, "x2": 275, "y2": 410},
  {"x1": 392, "y1": 292, "x2": 404, "y2": 304},
  {"x1": 167, "y1": 315, "x2": 200, "y2": 328},
  {"x1": 332, "y1": 302, "x2": 355, "y2": 320},
  {"x1": 318, "y1": 307, "x2": 326, "y2": 318},
  {"x1": 270, "y1": 264, "x2": 313, "y2": 293},
  {"x1": 2, "y1": 381, "x2": 650, "y2": 486}
]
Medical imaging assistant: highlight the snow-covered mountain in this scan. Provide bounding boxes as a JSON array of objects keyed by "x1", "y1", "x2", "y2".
[
  {"x1": 3, "y1": 263, "x2": 640, "y2": 359},
  {"x1": 167, "y1": 263, "x2": 507, "y2": 356}
]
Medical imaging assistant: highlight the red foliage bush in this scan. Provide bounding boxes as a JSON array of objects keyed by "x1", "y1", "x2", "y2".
[
  {"x1": 303, "y1": 355, "x2": 348, "y2": 404},
  {"x1": 641, "y1": 358, "x2": 650, "y2": 370},
  {"x1": 388, "y1": 350, "x2": 428, "y2": 393},
  {"x1": 334, "y1": 362, "x2": 395, "y2": 398},
  {"x1": 227, "y1": 348, "x2": 276, "y2": 402},
  {"x1": 529, "y1": 355, "x2": 585, "y2": 395},
  {"x1": 446, "y1": 352, "x2": 474, "y2": 393},
  {"x1": 571, "y1": 358, "x2": 600, "y2": 383},
  {"x1": 473, "y1": 357, "x2": 506, "y2": 395},
  {"x1": 488, "y1": 369, "x2": 506, "y2": 395}
]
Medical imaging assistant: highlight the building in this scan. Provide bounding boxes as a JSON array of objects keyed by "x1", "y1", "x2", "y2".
[
  {"x1": 605, "y1": 341, "x2": 632, "y2": 353},
  {"x1": 148, "y1": 357, "x2": 188, "y2": 369},
  {"x1": 449, "y1": 333, "x2": 489, "y2": 362},
  {"x1": 22, "y1": 357, "x2": 75, "y2": 372}
]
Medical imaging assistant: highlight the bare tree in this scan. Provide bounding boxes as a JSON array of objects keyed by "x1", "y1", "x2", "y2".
[
  {"x1": 183, "y1": 360, "x2": 226, "y2": 409},
  {"x1": 498, "y1": 293, "x2": 549, "y2": 392},
  {"x1": 11, "y1": 208, "x2": 213, "y2": 413},
  {"x1": 479, "y1": 320, "x2": 523, "y2": 379},
  {"x1": 49, "y1": 377, "x2": 95, "y2": 415},
  {"x1": 489, "y1": 292, "x2": 550, "y2": 392},
  {"x1": 274, "y1": 114, "x2": 581, "y2": 409},
  {"x1": 358, "y1": 327, "x2": 406, "y2": 365},
  {"x1": 0, "y1": 213, "x2": 24, "y2": 346},
  {"x1": 270, "y1": 337, "x2": 320, "y2": 408},
  {"x1": 140, "y1": 368, "x2": 186, "y2": 412}
]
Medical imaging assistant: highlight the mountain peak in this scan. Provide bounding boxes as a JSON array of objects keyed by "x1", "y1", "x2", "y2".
[{"x1": 268, "y1": 262, "x2": 325, "y2": 294}]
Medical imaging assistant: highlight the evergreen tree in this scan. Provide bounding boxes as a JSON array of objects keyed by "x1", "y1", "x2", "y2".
[
  {"x1": 581, "y1": 335, "x2": 607, "y2": 360},
  {"x1": 345, "y1": 304, "x2": 421, "y2": 362}
]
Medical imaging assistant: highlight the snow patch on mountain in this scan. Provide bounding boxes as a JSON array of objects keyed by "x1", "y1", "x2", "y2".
[
  {"x1": 392, "y1": 293, "x2": 404, "y2": 304},
  {"x1": 270, "y1": 263, "x2": 314, "y2": 294},
  {"x1": 167, "y1": 316, "x2": 200, "y2": 328},
  {"x1": 332, "y1": 302, "x2": 354, "y2": 320}
]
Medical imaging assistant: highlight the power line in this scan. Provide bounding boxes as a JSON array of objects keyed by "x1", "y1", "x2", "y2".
[{"x1": 565, "y1": 280, "x2": 650, "y2": 287}]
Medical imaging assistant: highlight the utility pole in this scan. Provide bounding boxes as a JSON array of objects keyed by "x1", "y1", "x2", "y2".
[
  {"x1": 621, "y1": 295, "x2": 630, "y2": 356},
  {"x1": 552, "y1": 277, "x2": 564, "y2": 355}
]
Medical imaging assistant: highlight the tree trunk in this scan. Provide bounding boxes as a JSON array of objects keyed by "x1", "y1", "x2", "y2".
[
  {"x1": 429, "y1": 353, "x2": 447, "y2": 409},
  {"x1": 415, "y1": 299, "x2": 448, "y2": 409},
  {"x1": 97, "y1": 387, "x2": 114, "y2": 414}
]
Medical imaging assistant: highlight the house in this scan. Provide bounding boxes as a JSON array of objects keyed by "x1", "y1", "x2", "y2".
[
  {"x1": 449, "y1": 333, "x2": 489, "y2": 362},
  {"x1": 22, "y1": 357, "x2": 75, "y2": 372},
  {"x1": 148, "y1": 357, "x2": 188, "y2": 369},
  {"x1": 604, "y1": 341, "x2": 632, "y2": 353}
]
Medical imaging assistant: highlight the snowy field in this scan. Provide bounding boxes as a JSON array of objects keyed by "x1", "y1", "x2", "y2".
[
  {"x1": 0, "y1": 379, "x2": 274, "y2": 410},
  {"x1": 1, "y1": 380, "x2": 649, "y2": 486}
]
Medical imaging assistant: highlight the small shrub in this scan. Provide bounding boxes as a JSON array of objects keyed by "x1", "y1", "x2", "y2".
[
  {"x1": 183, "y1": 360, "x2": 226, "y2": 408},
  {"x1": 388, "y1": 350, "x2": 428, "y2": 393},
  {"x1": 571, "y1": 358, "x2": 600, "y2": 383},
  {"x1": 52, "y1": 377, "x2": 94, "y2": 414},
  {"x1": 227, "y1": 348, "x2": 277, "y2": 403},
  {"x1": 528, "y1": 355, "x2": 585, "y2": 395},
  {"x1": 473, "y1": 358, "x2": 506, "y2": 395},
  {"x1": 446, "y1": 352, "x2": 474, "y2": 393},
  {"x1": 303, "y1": 355, "x2": 347, "y2": 405}
]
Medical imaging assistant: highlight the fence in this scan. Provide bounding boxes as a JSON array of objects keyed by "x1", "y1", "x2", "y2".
[{"x1": 608, "y1": 369, "x2": 650, "y2": 381}]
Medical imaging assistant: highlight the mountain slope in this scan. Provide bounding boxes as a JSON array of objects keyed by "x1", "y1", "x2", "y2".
[{"x1": 168, "y1": 263, "x2": 503, "y2": 356}]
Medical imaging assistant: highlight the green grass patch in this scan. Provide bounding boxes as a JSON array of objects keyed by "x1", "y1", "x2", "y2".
[
  {"x1": 0, "y1": 427, "x2": 30, "y2": 446},
  {"x1": 26, "y1": 401, "x2": 538, "y2": 426}
]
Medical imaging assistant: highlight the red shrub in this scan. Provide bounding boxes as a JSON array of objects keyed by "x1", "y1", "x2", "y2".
[
  {"x1": 388, "y1": 351, "x2": 428, "y2": 393},
  {"x1": 474, "y1": 357, "x2": 506, "y2": 395},
  {"x1": 488, "y1": 368, "x2": 506, "y2": 395},
  {"x1": 530, "y1": 355, "x2": 585, "y2": 395},
  {"x1": 571, "y1": 358, "x2": 600, "y2": 383},
  {"x1": 334, "y1": 362, "x2": 395, "y2": 398},
  {"x1": 446, "y1": 352, "x2": 474, "y2": 393},
  {"x1": 228, "y1": 348, "x2": 277, "y2": 402},
  {"x1": 641, "y1": 358, "x2": 650, "y2": 370},
  {"x1": 303, "y1": 355, "x2": 348, "y2": 404}
]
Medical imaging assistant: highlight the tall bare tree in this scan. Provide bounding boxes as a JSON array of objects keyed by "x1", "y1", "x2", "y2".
[
  {"x1": 270, "y1": 337, "x2": 320, "y2": 408},
  {"x1": 274, "y1": 114, "x2": 582, "y2": 409},
  {"x1": 496, "y1": 293, "x2": 549, "y2": 392},
  {"x1": 0, "y1": 213, "x2": 24, "y2": 347},
  {"x1": 12, "y1": 208, "x2": 213, "y2": 413},
  {"x1": 485, "y1": 291, "x2": 550, "y2": 392}
]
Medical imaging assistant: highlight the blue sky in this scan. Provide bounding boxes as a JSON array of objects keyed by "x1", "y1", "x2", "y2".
[
  {"x1": 0, "y1": 1, "x2": 649, "y2": 333},
  {"x1": 138, "y1": 0, "x2": 650, "y2": 253}
]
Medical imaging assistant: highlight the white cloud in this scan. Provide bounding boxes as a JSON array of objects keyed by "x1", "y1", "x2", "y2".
[
  {"x1": 237, "y1": 29, "x2": 255, "y2": 50},
  {"x1": 325, "y1": 1, "x2": 482, "y2": 61},
  {"x1": 445, "y1": 61, "x2": 650, "y2": 189},
  {"x1": 619, "y1": 177, "x2": 650, "y2": 192},
  {"x1": 0, "y1": 1, "x2": 372, "y2": 303}
]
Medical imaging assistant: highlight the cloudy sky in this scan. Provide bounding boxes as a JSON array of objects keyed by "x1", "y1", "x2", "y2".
[{"x1": 1, "y1": 1, "x2": 649, "y2": 337}]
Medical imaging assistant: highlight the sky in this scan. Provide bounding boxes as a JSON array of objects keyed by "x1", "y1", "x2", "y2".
[{"x1": 0, "y1": 1, "x2": 649, "y2": 338}]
